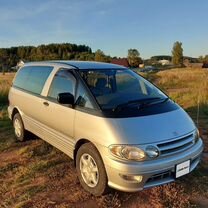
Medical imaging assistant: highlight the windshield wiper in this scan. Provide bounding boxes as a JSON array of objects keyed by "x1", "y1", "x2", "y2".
[
  {"x1": 112, "y1": 97, "x2": 169, "y2": 112},
  {"x1": 139, "y1": 97, "x2": 169, "y2": 106}
]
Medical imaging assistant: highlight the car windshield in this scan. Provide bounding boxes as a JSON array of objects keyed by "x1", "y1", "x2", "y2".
[{"x1": 79, "y1": 68, "x2": 167, "y2": 110}]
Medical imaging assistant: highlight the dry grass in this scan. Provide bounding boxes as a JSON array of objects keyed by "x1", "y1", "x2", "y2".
[
  {"x1": 0, "y1": 69, "x2": 208, "y2": 207},
  {"x1": 155, "y1": 68, "x2": 208, "y2": 139},
  {"x1": 156, "y1": 68, "x2": 208, "y2": 109},
  {"x1": 0, "y1": 73, "x2": 15, "y2": 120},
  {"x1": 0, "y1": 72, "x2": 15, "y2": 106}
]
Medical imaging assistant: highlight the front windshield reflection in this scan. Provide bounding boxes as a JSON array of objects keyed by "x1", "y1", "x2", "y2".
[{"x1": 79, "y1": 69, "x2": 167, "y2": 110}]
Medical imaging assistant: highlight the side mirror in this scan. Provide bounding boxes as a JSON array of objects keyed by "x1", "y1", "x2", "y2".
[{"x1": 57, "y1": 93, "x2": 74, "y2": 105}]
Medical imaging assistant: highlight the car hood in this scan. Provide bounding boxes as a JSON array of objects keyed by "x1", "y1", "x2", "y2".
[{"x1": 107, "y1": 107, "x2": 196, "y2": 145}]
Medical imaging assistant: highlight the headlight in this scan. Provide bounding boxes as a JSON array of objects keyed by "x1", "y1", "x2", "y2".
[
  {"x1": 122, "y1": 146, "x2": 146, "y2": 160},
  {"x1": 109, "y1": 145, "x2": 146, "y2": 161},
  {"x1": 194, "y1": 129, "x2": 200, "y2": 143}
]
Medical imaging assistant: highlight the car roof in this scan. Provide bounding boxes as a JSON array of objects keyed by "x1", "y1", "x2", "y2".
[{"x1": 25, "y1": 60, "x2": 126, "y2": 70}]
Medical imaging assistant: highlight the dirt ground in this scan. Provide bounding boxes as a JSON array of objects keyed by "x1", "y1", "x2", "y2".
[{"x1": 0, "y1": 69, "x2": 208, "y2": 207}]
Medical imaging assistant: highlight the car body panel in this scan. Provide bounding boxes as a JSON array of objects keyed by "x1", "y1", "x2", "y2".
[
  {"x1": 105, "y1": 107, "x2": 195, "y2": 145},
  {"x1": 73, "y1": 106, "x2": 195, "y2": 147}
]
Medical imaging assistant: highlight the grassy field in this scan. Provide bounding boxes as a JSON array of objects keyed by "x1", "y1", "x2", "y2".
[
  {"x1": 0, "y1": 69, "x2": 208, "y2": 208},
  {"x1": 0, "y1": 73, "x2": 14, "y2": 109}
]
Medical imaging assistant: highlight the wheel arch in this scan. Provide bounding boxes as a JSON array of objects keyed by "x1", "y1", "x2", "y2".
[
  {"x1": 11, "y1": 107, "x2": 20, "y2": 120},
  {"x1": 73, "y1": 138, "x2": 105, "y2": 168},
  {"x1": 73, "y1": 138, "x2": 90, "y2": 167}
]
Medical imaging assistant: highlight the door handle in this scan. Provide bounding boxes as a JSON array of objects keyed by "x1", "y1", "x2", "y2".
[{"x1": 43, "y1": 101, "x2": 49, "y2": 106}]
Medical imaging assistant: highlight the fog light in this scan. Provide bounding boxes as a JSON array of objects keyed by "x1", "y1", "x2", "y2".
[
  {"x1": 119, "y1": 174, "x2": 143, "y2": 183},
  {"x1": 133, "y1": 175, "x2": 143, "y2": 182}
]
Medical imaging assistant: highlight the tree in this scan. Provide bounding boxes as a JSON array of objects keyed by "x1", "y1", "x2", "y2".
[
  {"x1": 198, "y1": 55, "x2": 204, "y2": 63},
  {"x1": 203, "y1": 55, "x2": 208, "y2": 63},
  {"x1": 0, "y1": 43, "x2": 94, "y2": 71},
  {"x1": 172, "y1": 41, "x2": 183, "y2": 65},
  {"x1": 127, "y1": 49, "x2": 142, "y2": 68},
  {"x1": 0, "y1": 49, "x2": 8, "y2": 73},
  {"x1": 94, "y1": 49, "x2": 106, "y2": 62},
  {"x1": 199, "y1": 55, "x2": 208, "y2": 65}
]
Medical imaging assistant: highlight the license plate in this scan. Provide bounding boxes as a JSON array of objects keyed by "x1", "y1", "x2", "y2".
[{"x1": 176, "y1": 160, "x2": 190, "y2": 178}]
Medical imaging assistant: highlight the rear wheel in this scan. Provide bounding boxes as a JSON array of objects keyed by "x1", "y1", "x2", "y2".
[
  {"x1": 76, "y1": 143, "x2": 108, "y2": 196},
  {"x1": 13, "y1": 113, "x2": 26, "y2": 141}
]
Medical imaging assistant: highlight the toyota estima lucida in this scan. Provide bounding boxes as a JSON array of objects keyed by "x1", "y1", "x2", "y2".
[{"x1": 8, "y1": 61, "x2": 203, "y2": 196}]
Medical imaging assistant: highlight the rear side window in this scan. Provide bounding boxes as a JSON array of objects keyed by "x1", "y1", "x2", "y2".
[{"x1": 13, "y1": 66, "x2": 53, "y2": 95}]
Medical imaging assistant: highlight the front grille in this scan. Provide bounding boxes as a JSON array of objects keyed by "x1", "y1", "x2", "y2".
[
  {"x1": 157, "y1": 133, "x2": 194, "y2": 156},
  {"x1": 144, "y1": 155, "x2": 201, "y2": 189},
  {"x1": 147, "y1": 171, "x2": 173, "y2": 183}
]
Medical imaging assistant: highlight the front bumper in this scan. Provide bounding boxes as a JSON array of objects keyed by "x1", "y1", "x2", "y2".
[{"x1": 100, "y1": 138, "x2": 203, "y2": 192}]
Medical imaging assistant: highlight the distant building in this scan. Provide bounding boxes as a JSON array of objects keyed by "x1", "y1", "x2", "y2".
[
  {"x1": 149, "y1": 55, "x2": 172, "y2": 66},
  {"x1": 158, "y1": 59, "x2": 170, "y2": 66},
  {"x1": 111, "y1": 58, "x2": 129, "y2": 67}
]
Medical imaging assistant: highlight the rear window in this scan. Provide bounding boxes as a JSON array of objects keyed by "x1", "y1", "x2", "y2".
[{"x1": 13, "y1": 66, "x2": 53, "y2": 95}]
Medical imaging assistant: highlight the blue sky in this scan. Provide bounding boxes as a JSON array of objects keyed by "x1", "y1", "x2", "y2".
[{"x1": 0, "y1": 0, "x2": 208, "y2": 58}]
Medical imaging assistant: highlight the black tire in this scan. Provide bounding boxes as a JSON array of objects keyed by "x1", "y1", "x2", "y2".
[
  {"x1": 13, "y1": 113, "x2": 26, "y2": 142},
  {"x1": 76, "y1": 143, "x2": 108, "y2": 196}
]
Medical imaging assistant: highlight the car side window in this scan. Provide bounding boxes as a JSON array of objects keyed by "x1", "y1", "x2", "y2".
[
  {"x1": 48, "y1": 69, "x2": 76, "y2": 99},
  {"x1": 76, "y1": 83, "x2": 95, "y2": 109},
  {"x1": 13, "y1": 66, "x2": 53, "y2": 95}
]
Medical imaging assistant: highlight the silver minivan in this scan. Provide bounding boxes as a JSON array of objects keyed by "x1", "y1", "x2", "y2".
[{"x1": 8, "y1": 61, "x2": 203, "y2": 196}]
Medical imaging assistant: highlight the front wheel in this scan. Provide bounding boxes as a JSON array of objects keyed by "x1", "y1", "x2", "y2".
[
  {"x1": 13, "y1": 113, "x2": 26, "y2": 142},
  {"x1": 76, "y1": 143, "x2": 108, "y2": 196}
]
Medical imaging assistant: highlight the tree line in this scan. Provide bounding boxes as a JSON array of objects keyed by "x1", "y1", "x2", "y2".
[
  {"x1": 0, "y1": 41, "x2": 207, "y2": 72},
  {"x1": 0, "y1": 43, "x2": 112, "y2": 72},
  {"x1": 198, "y1": 55, "x2": 208, "y2": 63}
]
